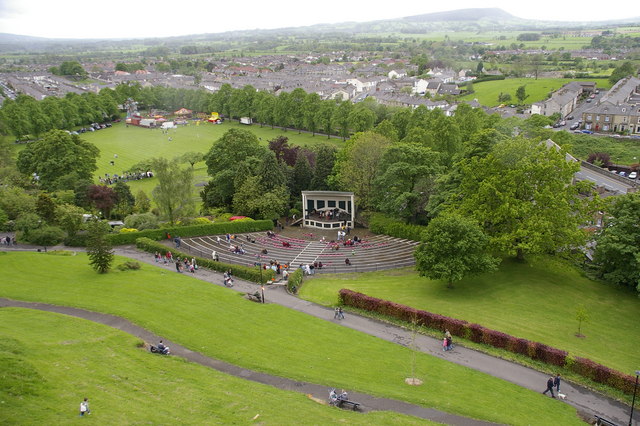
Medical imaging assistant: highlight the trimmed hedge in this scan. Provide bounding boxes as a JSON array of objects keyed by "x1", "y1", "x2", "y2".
[
  {"x1": 136, "y1": 237, "x2": 275, "y2": 284},
  {"x1": 368, "y1": 213, "x2": 426, "y2": 242},
  {"x1": 339, "y1": 289, "x2": 636, "y2": 395},
  {"x1": 107, "y1": 220, "x2": 273, "y2": 246},
  {"x1": 286, "y1": 268, "x2": 304, "y2": 294}
]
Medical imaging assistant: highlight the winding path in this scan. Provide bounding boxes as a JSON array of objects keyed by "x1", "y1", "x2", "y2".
[
  {"x1": 0, "y1": 297, "x2": 494, "y2": 426},
  {"x1": 1, "y1": 244, "x2": 636, "y2": 425}
]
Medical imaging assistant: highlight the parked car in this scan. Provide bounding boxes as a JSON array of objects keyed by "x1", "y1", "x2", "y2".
[
  {"x1": 566, "y1": 115, "x2": 574, "y2": 120},
  {"x1": 629, "y1": 171, "x2": 638, "y2": 179},
  {"x1": 619, "y1": 171, "x2": 627, "y2": 177},
  {"x1": 586, "y1": 98, "x2": 592, "y2": 103},
  {"x1": 570, "y1": 123, "x2": 580, "y2": 130},
  {"x1": 590, "y1": 93, "x2": 596, "y2": 99},
  {"x1": 581, "y1": 130, "x2": 594, "y2": 134},
  {"x1": 559, "y1": 120, "x2": 566, "y2": 126}
]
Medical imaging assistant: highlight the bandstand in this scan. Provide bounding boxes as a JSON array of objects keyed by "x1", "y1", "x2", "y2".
[{"x1": 301, "y1": 191, "x2": 355, "y2": 230}]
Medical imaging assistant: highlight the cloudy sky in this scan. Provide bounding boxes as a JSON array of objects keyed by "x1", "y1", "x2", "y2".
[{"x1": 0, "y1": 0, "x2": 634, "y2": 39}]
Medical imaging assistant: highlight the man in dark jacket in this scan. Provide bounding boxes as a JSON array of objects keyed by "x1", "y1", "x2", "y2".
[{"x1": 543, "y1": 376, "x2": 555, "y2": 398}]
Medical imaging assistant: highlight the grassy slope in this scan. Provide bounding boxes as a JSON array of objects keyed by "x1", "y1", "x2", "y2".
[
  {"x1": 0, "y1": 308, "x2": 424, "y2": 425},
  {"x1": 459, "y1": 78, "x2": 613, "y2": 107},
  {"x1": 0, "y1": 252, "x2": 582, "y2": 425},
  {"x1": 298, "y1": 256, "x2": 640, "y2": 374}
]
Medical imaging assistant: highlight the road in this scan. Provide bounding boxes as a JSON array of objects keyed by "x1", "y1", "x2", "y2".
[{"x1": 575, "y1": 165, "x2": 637, "y2": 194}]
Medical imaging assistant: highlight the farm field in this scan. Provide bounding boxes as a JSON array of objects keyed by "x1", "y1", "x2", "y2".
[
  {"x1": 299, "y1": 256, "x2": 640, "y2": 374},
  {"x1": 459, "y1": 78, "x2": 613, "y2": 106},
  {"x1": 0, "y1": 308, "x2": 423, "y2": 425},
  {"x1": 0, "y1": 251, "x2": 582, "y2": 425}
]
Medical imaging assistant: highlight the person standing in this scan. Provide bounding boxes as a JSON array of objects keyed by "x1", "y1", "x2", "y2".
[
  {"x1": 338, "y1": 307, "x2": 345, "y2": 320},
  {"x1": 554, "y1": 374, "x2": 561, "y2": 393},
  {"x1": 79, "y1": 398, "x2": 90, "y2": 416},
  {"x1": 543, "y1": 376, "x2": 556, "y2": 398},
  {"x1": 334, "y1": 307, "x2": 340, "y2": 319}
]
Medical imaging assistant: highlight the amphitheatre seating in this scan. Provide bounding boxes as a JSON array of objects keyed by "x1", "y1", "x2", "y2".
[{"x1": 177, "y1": 232, "x2": 418, "y2": 274}]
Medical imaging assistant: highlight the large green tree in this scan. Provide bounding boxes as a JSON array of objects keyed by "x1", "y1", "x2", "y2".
[
  {"x1": 332, "y1": 131, "x2": 391, "y2": 210},
  {"x1": 594, "y1": 192, "x2": 640, "y2": 293},
  {"x1": 453, "y1": 137, "x2": 594, "y2": 260},
  {"x1": 86, "y1": 219, "x2": 114, "y2": 274},
  {"x1": 151, "y1": 158, "x2": 195, "y2": 224},
  {"x1": 373, "y1": 143, "x2": 442, "y2": 222},
  {"x1": 414, "y1": 213, "x2": 499, "y2": 288},
  {"x1": 16, "y1": 130, "x2": 99, "y2": 191}
]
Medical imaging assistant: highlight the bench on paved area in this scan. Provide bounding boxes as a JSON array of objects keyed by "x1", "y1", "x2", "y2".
[
  {"x1": 594, "y1": 415, "x2": 619, "y2": 426},
  {"x1": 336, "y1": 399, "x2": 360, "y2": 411}
]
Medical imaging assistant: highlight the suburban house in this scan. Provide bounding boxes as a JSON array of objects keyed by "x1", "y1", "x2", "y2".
[{"x1": 388, "y1": 69, "x2": 407, "y2": 79}]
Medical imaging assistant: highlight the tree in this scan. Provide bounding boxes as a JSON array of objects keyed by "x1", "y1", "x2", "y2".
[
  {"x1": 453, "y1": 137, "x2": 594, "y2": 260},
  {"x1": 179, "y1": 152, "x2": 204, "y2": 168},
  {"x1": 594, "y1": 192, "x2": 640, "y2": 293},
  {"x1": 515, "y1": 85, "x2": 528, "y2": 104},
  {"x1": 348, "y1": 106, "x2": 376, "y2": 133},
  {"x1": 332, "y1": 131, "x2": 391, "y2": 210},
  {"x1": 373, "y1": 143, "x2": 441, "y2": 222},
  {"x1": 134, "y1": 190, "x2": 151, "y2": 213},
  {"x1": 87, "y1": 185, "x2": 118, "y2": 218},
  {"x1": 291, "y1": 150, "x2": 313, "y2": 198},
  {"x1": 55, "y1": 204, "x2": 86, "y2": 237},
  {"x1": 36, "y1": 193, "x2": 57, "y2": 223},
  {"x1": 302, "y1": 93, "x2": 321, "y2": 135},
  {"x1": 152, "y1": 158, "x2": 195, "y2": 224},
  {"x1": 311, "y1": 145, "x2": 336, "y2": 190},
  {"x1": 112, "y1": 182, "x2": 135, "y2": 218},
  {"x1": 414, "y1": 213, "x2": 499, "y2": 288},
  {"x1": 609, "y1": 61, "x2": 636, "y2": 85},
  {"x1": 57, "y1": 61, "x2": 88, "y2": 79},
  {"x1": 575, "y1": 304, "x2": 590, "y2": 337},
  {"x1": 333, "y1": 100, "x2": 353, "y2": 140},
  {"x1": 86, "y1": 219, "x2": 114, "y2": 274},
  {"x1": 476, "y1": 61, "x2": 484, "y2": 73},
  {"x1": 16, "y1": 130, "x2": 99, "y2": 191},
  {"x1": 316, "y1": 100, "x2": 336, "y2": 139},
  {"x1": 232, "y1": 176, "x2": 289, "y2": 220}
]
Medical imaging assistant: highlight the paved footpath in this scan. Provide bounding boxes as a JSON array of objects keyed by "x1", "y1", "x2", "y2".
[{"x1": 2, "y1": 245, "x2": 637, "y2": 425}]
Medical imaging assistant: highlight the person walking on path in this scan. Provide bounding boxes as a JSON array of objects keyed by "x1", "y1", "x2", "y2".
[
  {"x1": 554, "y1": 374, "x2": 561, "y2": 393},
  {"x1": 79, "y1": 398, "x2": 90, "y2": 416},
  {"x1": 334, "y1": 307, "x2": 340, "y2": 319},
  {"x1": 338, "y1": 307, "x2": 345, "y2": 320},
  {"x1": 543, "y1": 376, "x2": 556, "y2": 398}
]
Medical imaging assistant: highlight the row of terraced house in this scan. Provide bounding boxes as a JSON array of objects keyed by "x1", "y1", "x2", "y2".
[{"x1": 581, "y1": 76, "x2": 640, "y2": 134}]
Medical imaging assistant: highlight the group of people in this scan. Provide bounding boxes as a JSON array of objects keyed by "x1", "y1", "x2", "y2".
[
  {"x1": 329, "y1": 388, "x2": 349, "y2": 405},
  {"x1": 98, "y1": 170, "x2": 154, "y2": 185},
  {"x1": 223, "y1": 269, "x2": 234, "y2": 287},
  {"x1": 543, "y1": 374, "x2": 562, "y2": 398},
  {"x1": 1, "y1": 235, "x2": 14, "y2": 246},
  {"x1": 153, "y1": 251, "x2": 197, "y2": 273},
  {"x1": 334, "y1": 307, "x2": 345, "y2": 320},
  {"x1": 442, "y1": 330, "x2": 453, "y2": 351}
]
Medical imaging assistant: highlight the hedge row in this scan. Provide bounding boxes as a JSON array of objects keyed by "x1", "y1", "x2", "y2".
[
  {"x1": 136, "y1": 237, "x2": 275, "y2": 284},
  {"x1": 368, "y1": 213, "x2": 426, "y2": 242},
  {"x1": 109, "y1": 220, "x2": 273, "y2": 246},
  {"x1": 286, "y1": 268, "x2": 304, "y2": 294},
  {"x1": 339, "y1": 289, "x2": 636, "y2": 395}
]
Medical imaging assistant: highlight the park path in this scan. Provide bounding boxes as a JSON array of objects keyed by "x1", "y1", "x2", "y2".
[
  {"x1": 0, "y1": 297, "x2": 493, "y2": 426},
  {"x1": 2, "y1": 243, "x2": 637, "y2": 425}
]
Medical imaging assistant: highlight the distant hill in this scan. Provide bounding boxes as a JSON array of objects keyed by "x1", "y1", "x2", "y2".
[
  {"x1": 0, "y1": 8, "x2": 639, "y2": 53},
  {"x1": 402, "y1": 8, "x2": 516, "y2": 22}
]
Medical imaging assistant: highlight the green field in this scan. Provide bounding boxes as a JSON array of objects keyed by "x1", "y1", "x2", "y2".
[
  {"x1": 460, "y1": 78, "x2": 613, "y2": 107},
  {"x1": 298, "y1": 256, "x2": 640, "y2": 374},
  {"x1": 0, "y1": 308, "x2": 425, "y2": 425},
  {"x1": 0, "y1": 251, "x2": 582, "y2": 425}
]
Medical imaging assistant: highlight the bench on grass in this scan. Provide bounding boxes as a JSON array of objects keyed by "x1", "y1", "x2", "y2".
[
  {"x1": 594, "y1": 415, "x2": 619, "y2": 426},
  {"x1": 336, "y1": 398, "x2": 360, "y2": 411}
]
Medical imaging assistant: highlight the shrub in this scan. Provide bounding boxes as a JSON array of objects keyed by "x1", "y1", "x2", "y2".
[
  {"x1": 287, "y1": 268, "x2": 303, "y2": 294},
  {"x1": 124, "y1": 212, "x2": 159, "y2": 230},
  {"x1": 119, "y1": 228, "x2": 139, "y2": 233},
  {"x1": 135, "y1": 237, "x2": 275, "y2": 283},
  {"x1": 368, "y1": 213, "x2": 426, "y2": 241},
  {"x1": 104, "y1": 220, "x2": 273, "y2": 246},
  {"x1": 192, "y1": 217, "x2": 212, "y2": 225},
  {"x1": 116, "y1": 261, "x2": 141, "y2": 271},
  {"x1": 64, "y1": 233, "x2": 88, "y2": 247}
]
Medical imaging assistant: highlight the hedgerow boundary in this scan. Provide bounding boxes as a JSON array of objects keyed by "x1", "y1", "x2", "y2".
[{"x1": 339, "y1": 289, "x2": 636, "y2": 395}]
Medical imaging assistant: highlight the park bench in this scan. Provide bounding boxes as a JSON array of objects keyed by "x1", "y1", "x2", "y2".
[
  {"x1": 336, "y1": 398, "x2": 360, "y2": 411},
  {"x1": 594, "y1": 415, "x2": 619, "y2": 426}
]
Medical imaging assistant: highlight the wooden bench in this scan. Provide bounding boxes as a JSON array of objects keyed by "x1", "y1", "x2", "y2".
[
  {"x1": 336, "y1": 398, "x2": 360, "y2": 411},
  {"x1": 594, "y1": 415, "x2": 619, "y2": 426}
]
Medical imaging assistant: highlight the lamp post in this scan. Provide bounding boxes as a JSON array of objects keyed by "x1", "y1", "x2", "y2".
[
  {"x1": 630, "y1": 370, "x2": 640, "y2": 426},
  {"x1": 261, "y1": 285, "x2": 265, "y2": 304}
]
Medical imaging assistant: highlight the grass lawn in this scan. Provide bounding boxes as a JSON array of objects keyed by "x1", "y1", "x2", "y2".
[
  {"x1": 459, "y1": 78, "x2": 612, "y2": 107},
  {"x1": 569, "y1": 134, "x2": 640, "y2": 166},
  {"x1": 83, "y1": 120, "x2": 343, "y2": 180},
  {"x1": 0, "y1": 251, "x2": 582, "y2": 425},
  {"x1": 0, "y1": 308, "x2": 424, "y2": 425},
  {"x1": 298, "y1": 256, "x2": 640, "y2": 375}
]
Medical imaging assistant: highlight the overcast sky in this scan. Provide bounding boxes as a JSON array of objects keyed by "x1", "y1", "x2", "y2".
[{"x1": 0, "y1": 0, "x2": 634, "y2": 39}]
